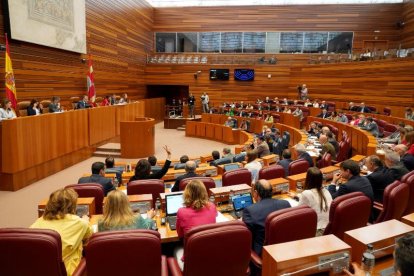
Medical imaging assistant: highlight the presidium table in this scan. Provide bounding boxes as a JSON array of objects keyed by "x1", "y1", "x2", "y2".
[{"x1": 0, "y1": 102, "x2": 156, "y2": 191}]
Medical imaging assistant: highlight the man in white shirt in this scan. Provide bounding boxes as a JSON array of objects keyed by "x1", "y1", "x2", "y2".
[{"x1": 201, "y1": 92, "x2": 209, "y2": 113}]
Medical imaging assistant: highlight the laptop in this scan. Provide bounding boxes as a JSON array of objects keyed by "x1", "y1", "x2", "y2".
[
  {"x1": 231, "y1": 192, "x2": 253, "y2": 219},
  {"x1": 165, "y1": 192, "x2": 184, "y2": 231},
  {"x1": 224, "y1": 163, "x2": 240, "y2": 172}
]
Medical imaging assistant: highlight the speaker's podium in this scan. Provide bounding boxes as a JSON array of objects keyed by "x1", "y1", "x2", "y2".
[
  {"x1": 120, "y1": 117, "x2": 155, "y2": 158},
  {"x1": 262, "y1": 234, "x2": 351, "y2": 275}
]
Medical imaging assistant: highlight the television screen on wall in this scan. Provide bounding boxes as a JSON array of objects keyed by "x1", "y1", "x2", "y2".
[
  {"x1": 234, "y1": 69, "x2": 254, "y2": 81},
  {"x1": 210, "y1": 69, "x2": 230, "y2": 80}
]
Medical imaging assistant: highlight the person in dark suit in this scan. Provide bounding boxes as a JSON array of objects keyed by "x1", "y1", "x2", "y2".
[
  {"x1": 27, "y1": 99, "x2": 43, "y2": 116},
  {"x1": 395, "y1": 144, "x2": 414, "y2": 171},
  {"x1": 104, "y1": 156, "x2": 123, "y2": 185},
  {"x1": 49, "y1": 96, "x2": 62, "y2": 113},
  {"x1": 328, "y1": 159, "x2": 374, "y2": 201},
  {"x1": 277, "y1": 149, "x2": 293, "y2": 177},
  {"x1": 364, "y1": 155, "x2": 394, "y2": 203},
  {"x1": 242, "y1": 179, "x2": 291, "y2": 256},
  {"x1": 148, "y1": 155, "x2": 162, "y2": 173},
  {"x1": 171, "y1": 161, "x2": 201, "y2": 192},
  {"x1": 129, "y1": 146, "x2": 172, "y2": 182},
  {"x1": 319, "y1": 134, "x2": 336, "y2": 160},
  {"x1": 360, "y1": 117, "x2": 379, "y2": 137},
  {"x1": 317, "y1": 109, "x2": 329, "y2": 119},
  {"x1": 254, "y1": 136, "x2": 271, "y2": 158},
  {"x1": 78, "y1": 162, "x2": 115, "y2": 196},
  {"x1": 384, "y1": 151, "x2": 409, "y2": 181},
  {"x1": 294, "y1": 143, "x2": 314, "y2": 168},
  {"x1": 76, "y1": 95, "x2": 91, "y2": 109},
  {"x1": 358, "y1": 102, "x2": 371, "y2": 113}
]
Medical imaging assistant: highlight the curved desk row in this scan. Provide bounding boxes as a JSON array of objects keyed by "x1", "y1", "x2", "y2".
[{"x1": 0, "y1": 102, "x2": 145, "y2": 191}]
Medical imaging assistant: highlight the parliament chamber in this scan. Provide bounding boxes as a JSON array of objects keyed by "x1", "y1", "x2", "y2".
[{"x1": 1, "y1": 0, "x2": 414, "y2": 275}]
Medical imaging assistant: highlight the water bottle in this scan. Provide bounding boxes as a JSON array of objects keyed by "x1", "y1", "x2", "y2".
[
  {"x1": 155, "y1": 198, "x2": 161, "y2": 218},
  {"x1": 209, "y1": 194, "x2": 216, "y2": 206},
  {"x1": 361, "y1": 244, "x2": 375, "y2": 275},
  {"x1": 113, "y1": 177, "x2": 119, "y2": 188},
  {"x1": 228, "y1": 190, "x2": 234, "y2": 211}
]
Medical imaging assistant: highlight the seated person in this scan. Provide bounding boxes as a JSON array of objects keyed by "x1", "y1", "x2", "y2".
[
  {"x1": 27, "y1": 99, "x2": 43, "y2": 116},
  {"x1": 277, "y1": 149, "x2": 293, "y2": 177},
  {"x1": 30, "y1": 188, "x2": 92, "y2": 276},
  {"x1": 282, "y1": 106, "x2": 291, "y2": 114},
  {"x1": 326, "y1": 131, "x2": 339, "y2": 155},
  {"x1": 78, "y1": 162, "x2": 115, "y2": 196},
  {"x1": 264, "y1": 114, "x2": 273, "y2": 123},
  {"x1": 312, "y1": 100, "x2": 320, "y2": 108},
  {"x1": 239, "y1": 119, "x2": 249, "y2": 131},
  {"x1": 222, "y1": 147, "x2": 235, "y2": 162},
  {"x1": 358, "y1": 102, "x2": 371, "y2": 113},
  {"x1": 243, "y1": 179, "x2": 290, "y2": 256},
  {"x1": 364, "y1": 155, "x2": 394, "y2": 203},
  {"x1": 384, "y1": 151, "x2": 409, "y2": 181},
  {"x1": 319, "y1": 101, "x2": 327, "y2": 110},
  {"x1": 129, "y1": 146, "x2": 172, "y2": 182},
  {"x1": 244, "y1": 150, "x2": 262, "y2": 184},
  {"x1": 98, "y1": 190, "x2": 154, "y2": 231},
  {"x1": 76, "y1": 95, "x2": 91, "y2": 109},
  {"x1": 174, "y1": 155, "x2": 190, "y2": 170},
  {"x1": 348, "y1": 102, "x2": 359, "y2": 112},
  {"x1": 49, "y1": 96, "x2": 62, "y2": 113},
  {"x1": 317, "y1": 108, "x2": 329, "y2": 119},
  {"x1": 0, "y1": 98, "x2": 17, "y2": 120},
  {"x1": 328, "y1": 111, "x2": 339, "y2": 121},
  {"x1": 405, "y1": 108, "x2": 414, "y2": 121},
  {"x1": 308, "y1": 122, "x2": 318, "y2": 135},
  {"x1": 104, "y1": 156, "x2": 123, "y2": 185},
  {"x1": 318, "y1": 134, "x2": 336, "y2": 160},
  {"x1": 293, "y1": 143, "x2": 314, "y2": 168},
  {"x1": 118, "y1": 93, "x2": 129, "y2": 104},
  {"x1": 175, "y1": 180, "x2": 217, "y2": 269},
  {"x1": 328, "y1": 160, "x2": 374, "y2": 201},
  {"x1": 148, "y1": 155, "x2": 162, "y2": 173},
  {"x1": 254, "y1": 135, "x2": 271, "y2": 158},
  {"x1": 406, "y1": 131, "x2": 414, "y2": 155},
  {"x1": 394, "y1": 144, "x2": 414, "y2": 171},
  {"x1": 295, "y1": 167, "x2": 332, "y2": 235},
  {"x1": 292, "y1": 107, "x2": 303, "y2": 121},
  {"x1": 224, "y1": 116, "x2": 235, "y2": 128},
  {"x1": 349, "y1": 114, "x2": 360, "y2": 126},
  {"x1": 360, "y1": 117, "x2": 379, "y2": 137},
  {"x1": 381, "y1": 125, "x2": 405, "y2": 145},
  {"x1": 209, "y1": 150, "x2": 220, "y2": 166},
  {"x1": 101, "y1": 95, "x2": 111, "y2": 106},
  {"x1": 171, "y1": 161, "x2": 201, "y2": 192},
  {"x1": 337, "y1": 111, "x2": 348, "y2": 123}
]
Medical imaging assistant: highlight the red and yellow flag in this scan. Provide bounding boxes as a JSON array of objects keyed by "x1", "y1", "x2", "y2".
[
  {"x1": 5, "y1": 34, "x2": 17, "y2": 109},
  {"x1": 87, "y1": 55, "x2": 96, "y2": 103}
]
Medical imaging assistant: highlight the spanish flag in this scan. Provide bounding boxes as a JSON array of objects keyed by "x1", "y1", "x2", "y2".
[
  {"x1": 87, "y1": 55, "x2": 96, "y2": 103},
  {"x1": 5, "y1": 34, "x2": 17, "y2": 109}
]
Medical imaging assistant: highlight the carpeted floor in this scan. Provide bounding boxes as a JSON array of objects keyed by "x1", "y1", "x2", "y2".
[{"x1": 0, "y1": 122, "x2": 233, "y2": 228}]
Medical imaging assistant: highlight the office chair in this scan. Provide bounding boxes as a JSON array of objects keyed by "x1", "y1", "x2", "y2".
[
  {"x1": 66, "y1": 183, "x2": 105, "y2": 214},
  {"x1": 127, "y1": 179, "x2": 165, "y2": 209},
  {"x1": 222, "y1": 168, "x2": 252, "y2": 187},
  {"x1": 374, "y1": 181, "x2": 409, "y2": 223},
  {"x1": 258, "y1": 165, "x2": 285, "y2": 180},
  {"x1": 179, "y1": 177, "x2": 216, "y2": 195}
]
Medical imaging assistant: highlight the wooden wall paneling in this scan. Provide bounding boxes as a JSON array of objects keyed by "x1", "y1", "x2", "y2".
[
  {"x1": 88, "y1": 106, "x2": 117, "y2": 145},
  {"x1": 206, "y1": 123, "x2": 215, "y2": 139},
  {"x1": 401, "y1": 1, "x2": 414, "y2": 48},
  {"x1": 0, "y1": 0, "x2": 153, "y2": 104},
  {"x1": 153, "y1": 4, "x2": 403, "y2": 51},
  {"x1": 214, "y1": 125, "x2": 224, "y2": 141},
  {"x1": 115, "y1": 101, "x2": 145, "y2": 135},
  {"x1": 143, "y1": 97, "x2": 166, "y2": 122}
]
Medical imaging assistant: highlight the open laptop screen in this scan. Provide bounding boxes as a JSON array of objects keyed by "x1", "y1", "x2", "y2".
[
  {"x1": 232, "y1": 193, "x2": 253, "y2": 212},
  {"x1": 165, "y1": 193, "x2": 184, "y2": 216},
  {"x1": 224, "y1": 163, "x2": 240, "y2": 172}
]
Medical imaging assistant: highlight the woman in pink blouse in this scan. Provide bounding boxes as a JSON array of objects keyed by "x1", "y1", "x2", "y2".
[{"x1": 176, "y1": 179, "x2": 216, "y2": 238}]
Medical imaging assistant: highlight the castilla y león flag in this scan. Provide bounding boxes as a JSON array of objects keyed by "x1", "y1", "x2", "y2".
[{"x1": 5, "y1": 34, "x2": 17, "y2": 109}]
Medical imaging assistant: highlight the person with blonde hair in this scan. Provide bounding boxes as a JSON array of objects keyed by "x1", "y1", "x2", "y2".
[
  {"x1": 30, "y1": 188, "x2": 92, "y2": 276},
  {"x1": 98, "y1": 189, "x2": 155, "y2": 232},
  {"x1": 176, "y1": 179, "x2": 216, "y2": 238}
]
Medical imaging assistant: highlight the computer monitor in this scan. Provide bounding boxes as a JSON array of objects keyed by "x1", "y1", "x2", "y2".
[
  {"x1": 165, "y1": 193, "x2": 184, "y2": 216},
  {"x1": 232, "y1": 193, "x2": 253, "y2": 212},
  {"x1": 224, "y1": 163, "x2": 240, "y2": 172}
]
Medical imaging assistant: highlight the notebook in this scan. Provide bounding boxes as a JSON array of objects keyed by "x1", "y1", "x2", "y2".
[
  {"x1": 165, "y1": 192, "x2": 184, "y2": 230},
  {"x1": 231, "y1": 192, "x2": 253, "y2": 218}
]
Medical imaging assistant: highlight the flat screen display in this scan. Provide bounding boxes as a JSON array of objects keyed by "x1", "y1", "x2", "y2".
[
  {"x1": 210, "y1": 69, "x2": 229, "y2": 80},
  {"x1": 234, "y1": 69, "x2": 255, "y2": 81}
]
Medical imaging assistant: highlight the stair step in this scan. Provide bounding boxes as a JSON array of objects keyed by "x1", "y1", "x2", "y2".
[
  {"x1": 93, "y1": 151, "x2": 122, "y2": 157},
  {"x1": 95, "y1": 147, "x2": 120, "y2": 153}
]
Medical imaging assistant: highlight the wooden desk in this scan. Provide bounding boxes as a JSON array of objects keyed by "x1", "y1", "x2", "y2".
[
  {"x1": 401, "y1": 213, "x2": 414, "y2": 227},
  {"x1": 262, "y1": 234, "x2": 351, "y2": 276},
  {"x1": 38, "y1": 197, "x2": 95, "y2": 217},
  {"x1": 120, "y1": 117, "x2": 155, "y2": 158},
  {"x1": 287, "y1": 166, "x2": 340, "y2": 191},
  {"x1": 210, "y1": 184, "x2": 252, "y2": 203},
  {"x1": 344, "y1": 219, "x2": 414, "y2": 263},
  {"x1": 334, "y1": 155, "x2": 366, "y2": 167},
  {"x1": 261, "y1": 154, "x2": 278, "y2": 166},
  {"x1": 268, "y1": 178, "x2": 290, "y2": 194}
]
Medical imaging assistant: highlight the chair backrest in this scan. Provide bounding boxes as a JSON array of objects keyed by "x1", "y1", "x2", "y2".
[
  {"x1": 317, "y1": 153, "x2": 332, "y2": 168},
  {"x1": 17, "y1": 101, "x2": 31, "y2": 117},
  {"x1": 288, "y1": 159, "x2": 310, "y2": 176},
  {"x1": 376, "y1": 181, "x2": 409, "y2": 223},
  {"x1": 183, "y1": 221, "x2": 251, "y2": 276},
  {"x1": 222, "y1": 168, "x2": 252, "y2": 187},
  {"x1": 179, "y1": 177, "x2": 216, "y2": 195},
  {"x1": 84, "y1": 230, "x2": 162, "y2": 276},
  {"x1": 383, "y1": 107, "x2": 391, "y2": 116},
  {"x1": 127, "y1": 180, "x2": 165, "y2": 208},
  {"x1": 0, "y1": 228, "x2": 66, "y2": 276},
  {"x1": 335, "y1": 141, "x2": 347, "y2": 163},
  {"x1": 401, "y1": 170, "x2": 414, "y2": 183},
  {"x1": 404, "y1": 175, "x2": 414, "y2": 215},
  {"x1": 258, "y1": 165, "x2": 285, "y2": 180},
  {"x1": 66, "y1": 183, "x2": 105, "y2": 214},
  {"x1": 384, "y1": 124, "x2": 398, "y2": 133},
  {"x1": 282, "y1": 131, "x2": 290, "y2": 149},
  {"x1": 265, "y1": 206, "x2": 317, "y2": 245},
  {"x1": 323, "y1": 192, "x2": 371, "y2": 240}
]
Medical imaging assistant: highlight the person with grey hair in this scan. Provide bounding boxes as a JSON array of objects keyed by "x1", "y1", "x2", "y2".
[
  {"x1": 394, "y1": 144, "x2": 414, "y2": 171},
  {"x1": 364, "y1": 155, "x2": 394, "y2": 203},
  {"x1": 294, "y1": 143, "x2": 314, "y2": 167},
  {"x1": 222, "y1": 147, "x2": 235, "y2": 162},
  {"x1": 171, "y1": 161, "x2": 201, "y2": 192},
  {"x1": 384, "y1": 150, "x2": 409, "y2": 181}
]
